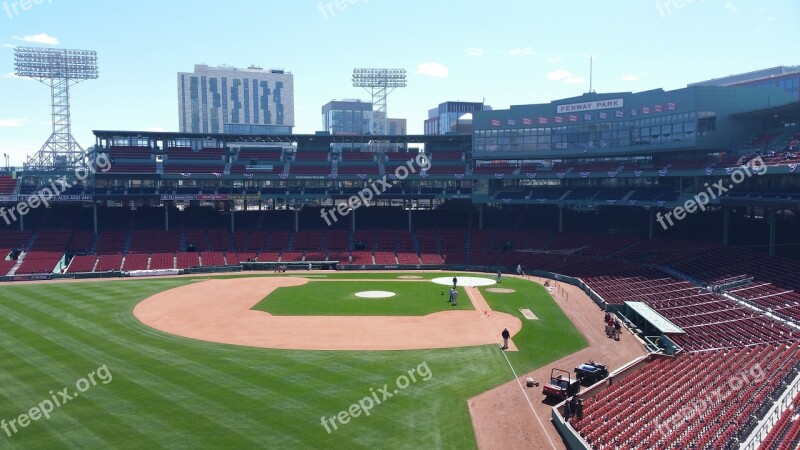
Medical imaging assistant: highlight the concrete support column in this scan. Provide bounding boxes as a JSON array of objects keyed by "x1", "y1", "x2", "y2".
[
  {"x1": 769, "y1": 209, "x2": 777, "y2": 258},
  {"x1": 93, "y1": 202, "x2": 98, "y2": 235},
  {"x1": 722, "y1": 206, "x2": 730, "y2": 247}
]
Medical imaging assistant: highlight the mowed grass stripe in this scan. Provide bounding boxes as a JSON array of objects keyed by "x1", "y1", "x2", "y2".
[
  {"x1": 0, "y1": 326, "x2": 162, "y2": 449},
  {"x1": 0, "y1": 303, "x2": 191, "y2": 449},
  {"x1": 13, "y1": 281, "x2": 386, "y2": 446},
  {"x1": 1, "y1": 291, "x2": 304, "y2": 448},
  {"x1": 0, "y1": 275, "x2": 584, "y2": 449},
  {"x1": 0, "y1": 323, "x2": 113, "y2": 448}
]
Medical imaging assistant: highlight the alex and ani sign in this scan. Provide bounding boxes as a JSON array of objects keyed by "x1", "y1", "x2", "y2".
[{"x1": 556, "y1": 98, "x2": 624, "y2": 114}]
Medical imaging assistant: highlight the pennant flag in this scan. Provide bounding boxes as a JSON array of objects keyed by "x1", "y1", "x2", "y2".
[
  {"x1": 705, "y1": 167, "x2": 714, "y2": 176},
  {"x1": 181, "y1": 172, "x2": 191, "y2": 178},
  {"x1": 357, "y1": 174, "x2": 367, "y2": 179},
  {"x1": 568, "y1": 115, "x2": 578, "y2": 122},
  {"x1": 538, "y1": 198, "x2": 547, "y2": 204},
  {"x1": 494, "y1": 173, "x2": 505, "y2": 179},
  {"x1": 212, "y1": 172, "x2": 222, "y2": 178},
  {"x1": 538, "y1": 117, "x2": 549, "y2": 124},
  {"x1": 628, "y1": 200, "x2": 637, "y2": 206},
  {"x1": 554, "y1": 116, "x2": 564, "y2": 123},
  {"x1": 244, "y1": 173, "x2": 254, "y2": 179},
  {"x1": 490, "y1": 119, "x2": 501, "y2": 126},
  {"x1": 654, "y1": 104, "x2": 663, "y2": 112},
  {"x1": 507, "y1": 118, "x2": 516, "y2": 126},
  {"x1": 615, "y1": 110, "x2": 624, "y2": 118},
  {"x1": 502, "y1": 199, "x2": 511, "y2": 204},
  {"x1": 580, "y1": 171, "x2": 590, "y2": 178},
  {"x1": 607, "y1": 199, "x2": 617, "y2": 205},
  {"x1": 789, "y1": 164, "x2": 797, "y2": 173},
  {"x1": 388, "y1": 174, "x2": 398, "y2": 180},
  {"x1": 522, "y1": 118, "x2": 533, "y2": 125},
  {"x1": 608, "y1": 171, "x2": 618, "y2": 178},
  {"x1": 328, "y1": 173, "x2": 338, "y2": 179},
  {"x1": 279, "y1": 173, "x2": 289, "y2": 179},
  {"x1": 454, "y1": 173, "x2": 465, "y2": 179},
  {"x1": 659, "y1": 168, "x2": 668, "y2": 177},
  {"x1": 584, "y1": 113, "x2": 592, "y2": 121},
  {"x1": 667, "y1": 102, "x2": 676, "y2": 110},
  {"x1": 556, "y1": 172, "x2": 566, "y2": 178},
  {"x1": 725, "y1": 167, "x2": 735, "y2": 175},
  {"x1": 634, "y1": 170, "x2": 643, "y2": 177},
  {"x1": 657, "y1": 201, "x2": 666, "y2": 207},
  {"x1": 599, "y1": 112, "x2": 608, "y2": 119},
  {"x1": 630, "y1": 109, "x2": 638, "y2": 116},
  {"x1": 642, "y1": 106, "x2": 651, "y2": 114},
  {"x1": 526, "y1": 172, "x2": 538, "y2": 178}
]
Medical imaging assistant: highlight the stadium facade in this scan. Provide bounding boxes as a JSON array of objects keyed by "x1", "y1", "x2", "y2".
[{"x1": 178, "y1": 64, "x2": 294, "y2": 135}]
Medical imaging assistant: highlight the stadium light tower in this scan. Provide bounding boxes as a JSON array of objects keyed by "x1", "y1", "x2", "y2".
[
  {"x1": 352, "y1": 68, "x2": 406, "y2": 136},
  {"x1": 14, "y1": 46, "x2": 99, "y2": 170}
]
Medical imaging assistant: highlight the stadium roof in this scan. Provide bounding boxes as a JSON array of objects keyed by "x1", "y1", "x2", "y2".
[
  {"x1": 92, "y1": 130, "x2": 471, "y2": 145},
  {"x1": 729, "y1": 99, "x2": 800, "y2": 119}
]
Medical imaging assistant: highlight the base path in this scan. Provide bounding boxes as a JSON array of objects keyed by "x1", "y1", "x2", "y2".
[
  {"x1": 133, "y1": 277, "x2": 522, "y2": 351},
  {"x1": 468, "y1": 276, "x2": 648, "y2": 450}
]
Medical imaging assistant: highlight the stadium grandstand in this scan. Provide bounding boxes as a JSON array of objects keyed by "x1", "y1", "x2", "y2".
[{"x1": 1, "y1": 82, "x2": 800, "y2": 449}]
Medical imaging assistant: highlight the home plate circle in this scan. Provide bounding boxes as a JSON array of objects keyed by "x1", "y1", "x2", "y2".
[
  {"x1": 431, "y1": 276, "x2": 496, "y2": 287},
  {"x1": 355, "y1": 291, "x2": 396, "y2": 298}
]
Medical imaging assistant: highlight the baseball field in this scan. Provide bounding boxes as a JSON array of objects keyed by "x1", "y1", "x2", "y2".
[{"x1": 0, "y1": 272, "x2": 586, "y2": 449}]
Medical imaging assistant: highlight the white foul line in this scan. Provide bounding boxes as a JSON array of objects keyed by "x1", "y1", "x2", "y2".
[{"x1": 498, "y1": 346, "x2": 558, "y2": 450}]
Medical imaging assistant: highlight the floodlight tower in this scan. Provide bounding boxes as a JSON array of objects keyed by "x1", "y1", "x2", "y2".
[
  {"x1": 14, "y1": 47, "x2": 98, "y2": 170},
  {"x1": 352, "y1": 68, "x2": 406, "y2": 135}
]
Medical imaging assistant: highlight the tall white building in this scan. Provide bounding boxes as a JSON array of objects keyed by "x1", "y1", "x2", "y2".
[{"x1": 178, "y1": 64, "x2": 294, "y2": 134}]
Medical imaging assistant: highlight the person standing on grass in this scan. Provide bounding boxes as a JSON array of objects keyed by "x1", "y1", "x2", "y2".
[
  {"x1": 452, "y1": 276, "x2": 457, "y2": 289},
  {"x1": 501, "y1": 328, "x2": 510, "y2": 350},
  {"x1": 451, "y1": 289, "x2": 458, "y2": 306}
]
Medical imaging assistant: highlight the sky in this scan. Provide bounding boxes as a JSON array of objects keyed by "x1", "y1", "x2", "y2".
[{"x1": 0, "y1": 0, "x2": 798, "y2": 165}]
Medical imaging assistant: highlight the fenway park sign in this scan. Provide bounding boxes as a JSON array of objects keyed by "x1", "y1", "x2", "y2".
[{"x1": 557, "y1": 98, "x2": 623, "y2": 114}]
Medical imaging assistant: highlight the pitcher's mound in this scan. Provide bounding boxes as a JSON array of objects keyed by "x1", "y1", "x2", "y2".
[
  {"x1": 486, "y1": 288, "x2": 515, "y2": 293},
  {"x1": 355, "y1": 291, "x2": 396, "y2": 298}
]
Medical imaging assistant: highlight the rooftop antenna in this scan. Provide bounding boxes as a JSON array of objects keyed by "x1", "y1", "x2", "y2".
[{"x1": 589, "y1": 56, "x2": 595, "y2": 94}]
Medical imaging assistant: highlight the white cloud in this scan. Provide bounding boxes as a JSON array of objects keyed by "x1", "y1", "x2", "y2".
[
  {"x1": 546, "y1": 56, "x2": 564, "y2": 63},
  {"x1": 724, "y1": 2, "x2": 738, "y2": 13},
  {"x1": 465, "y1": 48, "x2": 484, "y2": 57},
  {"x1": 2, "y1": 43, "x2": 15, "y2": 48},
  {"x1": 508, "y1": 47, "x2": 534, "y2": 57},
  {"x1": 546, "y1": 69, "x2": 586, "y2": 84},
  {"x1": 12, "y1": 33, "x2": 59, "y2": 45},
  {"x1": 0, "y1": 118, "x2": 28, "y2": 128},
  {"x1": 415, "y1": 62, "x2": 449, "y2": 78},
  {"x1": 620, "y1": 74, "x2": 639, "y2": 82}
]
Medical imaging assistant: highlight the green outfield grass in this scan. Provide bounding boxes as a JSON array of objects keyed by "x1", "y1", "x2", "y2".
[
  {"x1": 252, "y1": 281, "x2": 471, "y2": 315},
  {"x1": 0, "y1": 273, "x2": 584, "y2": 449},
  {"x1": 479, "y1": 278, "x2": 588, "y2": 371}
]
